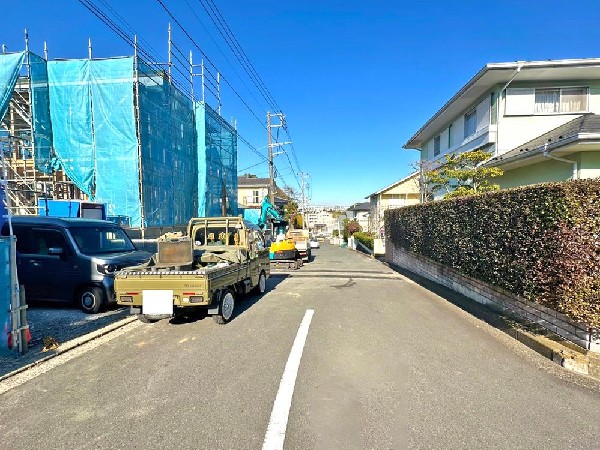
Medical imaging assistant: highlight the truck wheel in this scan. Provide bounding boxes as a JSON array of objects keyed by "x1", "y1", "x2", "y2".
[
  {"x1": 214, "y1": 290, "x2": 235, "y2": 324},
  {"x1": 252, "y1": 271, "x2": 267, "y2": 294},
  {"x1": 77, "y1": 286, "x2": 104, "y2": 314}
]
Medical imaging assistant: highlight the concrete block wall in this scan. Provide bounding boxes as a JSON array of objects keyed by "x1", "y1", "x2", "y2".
[{"x1": 386, "y1": 243, "x2": 600, "y2": 353}]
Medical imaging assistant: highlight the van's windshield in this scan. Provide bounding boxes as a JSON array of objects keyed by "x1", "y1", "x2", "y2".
[{"x1": 70, "y1": 226, "x2": 135, "y2": 254}]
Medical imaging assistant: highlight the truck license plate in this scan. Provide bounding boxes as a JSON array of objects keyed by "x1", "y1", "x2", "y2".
[{"x1": 142, "y1": 290, "x2": 174, "y2": 315}]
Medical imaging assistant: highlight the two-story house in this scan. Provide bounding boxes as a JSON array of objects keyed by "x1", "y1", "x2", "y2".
[
  {"x1": 404, "y1": 58, "x2": 600, "y2": 191},
  {"x1": 346, "y1": 202, "x2": 371, "y2": 232},
  {"x1": 237, "y1": 176, "x2": 288, "y2": 210},
  {"x1": 366, "y1": 171, "x2": 420, "y2": 237}
]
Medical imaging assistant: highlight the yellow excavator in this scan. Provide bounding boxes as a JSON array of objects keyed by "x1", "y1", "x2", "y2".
[{"x1": 257, "y1": 197, "x2": 303, "y2": 269}]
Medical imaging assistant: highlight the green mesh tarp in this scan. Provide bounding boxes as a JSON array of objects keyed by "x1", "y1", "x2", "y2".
[
  {"x1": 0, "y1": 52, "x2": 25, "y2": 122},
  {"x1": 138, "y1": 62, "x2": 196, "y2": 227},
  {"x1": 90, "y1": 58, "x2": 140, "y2": 226},
  {"x1": 195, "y1": 101, "x2": 238, "y2": 217},
  {"x1": 45, "y1": 57, "x2": 237, "y2": 228},
  {"x1": 48, "y1": 58, "x2": 141, "y2": 224},
  {"x1": 0, "y1": 237, "x2": 16, "y2": 356},
  {"x1": 48, "y1": 59, "x2": 95, "y2": 196},
  {"x1": 29, "y1": 52, "x2": 54, "y2": 173}
]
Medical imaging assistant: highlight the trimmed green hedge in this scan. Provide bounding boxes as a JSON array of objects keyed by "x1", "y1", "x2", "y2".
[
  {"x1": 353, "y1": 232, "x2": 374, "y2": 250},
  {"x1": 385, "y1": 179, "x2": 600, "y2": 329}
]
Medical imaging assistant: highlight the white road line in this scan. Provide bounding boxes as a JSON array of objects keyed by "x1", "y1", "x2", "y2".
[{"x1": 263, "y1": 309, "x2": 315, "y2": 450}]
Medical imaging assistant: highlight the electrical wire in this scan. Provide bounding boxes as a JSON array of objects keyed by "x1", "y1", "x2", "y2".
[
  {"x1": 80, "y1": 0, "x2": 298, "y2": 192},
  {"x1": 155, "y1": 0, "x2": 268, "y2": 131},
  {"x1": 195, "y1": 0, "x2": 281, "y2": 113}
]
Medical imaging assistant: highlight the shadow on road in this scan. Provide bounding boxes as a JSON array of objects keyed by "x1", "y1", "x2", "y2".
[
  {"x1": 168, "y1": 273, "x2": 289, "y2": 325},
  {"x1": 389, "y1": 264, "x2": 518, "y2": 333}
]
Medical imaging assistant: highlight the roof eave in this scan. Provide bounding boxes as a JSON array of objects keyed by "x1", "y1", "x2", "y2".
[
  {"x1": 403, "y1": 63, "x2": 504, "y2": 150},
  {"x1": 487, "y1": 133, "x2": 600, "y2": 167},
  {"x1": 403, "y1": 58, "x2": 600, "y2": 150}
]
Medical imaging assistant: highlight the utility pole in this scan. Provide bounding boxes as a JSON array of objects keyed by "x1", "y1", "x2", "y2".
[
  {"x1": 266, "y1": 112, "x2": 290, "y2": 205},
  {"x1": 267, "y1": 112, "x2": 273, "y2": 205},
  {"x1": 299, "y1": 172, "x2": 310, "y2": 229}
]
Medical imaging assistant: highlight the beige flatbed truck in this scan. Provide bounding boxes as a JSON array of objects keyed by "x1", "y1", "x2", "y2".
[{"x1": 114, "y1": 217, "x2": 270, "y2": 324}]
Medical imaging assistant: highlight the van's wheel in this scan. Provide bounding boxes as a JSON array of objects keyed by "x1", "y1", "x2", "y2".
[
  {"x1": 214, "y1": 290, "x2": 235, "y2": 324},
  {"x1": 77, "y1": 286, "x2": 104, "y2": 314},
  {"x1": 252, "y1": 271, "x2": 267, "y2": 294}
]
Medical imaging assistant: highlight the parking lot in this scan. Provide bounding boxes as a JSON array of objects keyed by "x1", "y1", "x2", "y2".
[{"x1": 1, "y1": 303, "x2": 130, "y2": 377}]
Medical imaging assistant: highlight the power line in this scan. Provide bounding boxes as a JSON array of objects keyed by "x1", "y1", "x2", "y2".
[
  {"x1": 81, "y1": 0, "x2": 296, "y2": 188},
  {"x1": 181, "y1": 0, "x2": 266, "y2": 113},
  {"x1": 78, "y1": 0, "x2": 270, "y2": 167},
  {"x1": 196, "y1": 0, "x2": 282, "y2": 113},
  {"x1": 155, "y1": 0, "x2": 268, "y2": 132}
]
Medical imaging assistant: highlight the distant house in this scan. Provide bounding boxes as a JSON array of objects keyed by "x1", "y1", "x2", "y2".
[
  {"x1": 346, "y1": 202, "x2": 371, "y2": 232},
  {"x1": 404, "y1": 58, "x2": 600, "y2": 192},
  {"x1": 304, "y1": 207, "x2": 340, "y2": 235},
  {"x1": 237, "y1": 176, "x2": 288, "y2": 210},
  {"x1": 366, "y1": 172, "x2": 420, "y2": 236}
]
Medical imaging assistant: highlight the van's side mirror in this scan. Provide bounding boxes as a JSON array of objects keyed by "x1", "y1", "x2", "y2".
[{"x1": 48, "y1": 247, "x2": 64, "y2": 256}]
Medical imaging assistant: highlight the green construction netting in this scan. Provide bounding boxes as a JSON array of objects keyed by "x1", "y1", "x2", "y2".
[
  {"x1": 48, "y1": 57, "x2": 142, "y2": 225},
  {"x1": 138, "y1": 62, "x2": 196, "y2": 227},
  {"x1": 0, "y1": 52, "x2": 25, "y2": 123},
  {"x1": 29, "y1": 52, "x2": 54, "y2": 173},
  {"x1": 196, "y1": 101, "x2": 238, "y2": 217},
  {"x1": 45, "y1": 57, "x2": 237, "y2": 228},
  {"x1": 47, "y1": 59, "x2": 95, "y2": 196}
]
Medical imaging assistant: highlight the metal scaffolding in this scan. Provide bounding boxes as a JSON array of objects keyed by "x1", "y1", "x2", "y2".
[
  {"x1": 1, "y1": 37, "x2": 85, "y2": 216},
  {"x1": 0, "y1": 28, "x2": 237, "y2": 230}
]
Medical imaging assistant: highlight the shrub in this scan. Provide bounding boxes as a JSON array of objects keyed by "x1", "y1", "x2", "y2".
[
  {"x1": 385, "y1": 179, "x2": 600, "y2": 329},
  {"x1": 353, "y1": 231, "x2": 374, "y2": 250}
]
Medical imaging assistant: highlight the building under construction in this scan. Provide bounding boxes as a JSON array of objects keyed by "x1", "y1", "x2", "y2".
[{"x1": 0, "y1": 39, "x2": 238, "y2": 234}]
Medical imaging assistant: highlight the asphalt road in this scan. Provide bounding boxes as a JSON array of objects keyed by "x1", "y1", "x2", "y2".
[{"x1": 2, "y1": 243, "x2": 600, "y2": 449}]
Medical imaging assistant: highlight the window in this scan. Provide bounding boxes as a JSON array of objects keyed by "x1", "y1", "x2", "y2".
[
  {"x1": 464, "y1": 108, "x2": 477, "y2": 137},
  {"x1": 252, "y1": 190, "x2": 260, "y2": 204},
  {"x1": 506, "y1": 87, "x2": 589, "y2": 115},
  {"x1": 535, "y1": 87, "x2": 588, "y2": 113},
  {"x1": 27, "y1": 228, "x2": 70, "y2": 256},
  {"x1": 433, "y1": 135, "x2": 441, "y2": 156},
  {"x1": 448, "y1": 124, "x2": 452, "y2": 148},
  {"x1": 70, "y1": 227, "x2": 135, "y2": 254},
  {"x1": 490, "y1": 92, "x2": 497, "y2": 124}
]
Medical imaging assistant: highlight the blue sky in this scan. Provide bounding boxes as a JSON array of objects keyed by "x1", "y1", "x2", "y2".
[{"x1": 4, "y1": 0, "x2": 600, "y2": 206}]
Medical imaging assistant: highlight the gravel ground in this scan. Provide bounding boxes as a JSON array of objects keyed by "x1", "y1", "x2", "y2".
[{"x1": 0, "y1": 302, "x2": 130, "y2": 377}]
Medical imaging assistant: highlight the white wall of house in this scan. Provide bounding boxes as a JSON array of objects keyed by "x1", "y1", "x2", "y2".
[
  {"x1": 305, "y1": 209, "x2": 338, "y2": 234},
  {"x1": 420, "y1": 80, "x2": 600, "y2": 163},
  {"x1": 422, "y1": 95, "x2": 492, "y2": 164},
  {"x1": 238, "y1": 186, "x2": 269, "y2": 207},
  {"x1": 495, "y1": 81, "x2": 600, "y2": 153}
]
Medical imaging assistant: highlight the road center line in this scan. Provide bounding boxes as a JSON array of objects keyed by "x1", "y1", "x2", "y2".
[{"x1": 263, "y1": 309, "x2": 314, "y2": 450}]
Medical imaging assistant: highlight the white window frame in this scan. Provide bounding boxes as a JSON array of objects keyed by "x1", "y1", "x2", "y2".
[
  {"x1": 534, "y1": 86, "x2": 589, "y2": 115},
  {"x1": 252, "y1": 190, "x2": 260, "y2": 204}
]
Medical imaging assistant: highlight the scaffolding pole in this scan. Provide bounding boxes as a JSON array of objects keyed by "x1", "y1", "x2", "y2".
[{"x1": 133, "y1": 35, "x2": 146, "y2": 237}]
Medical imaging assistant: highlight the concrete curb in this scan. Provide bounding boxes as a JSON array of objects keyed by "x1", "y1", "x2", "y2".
[
  {"x1": 509, "y1": 326, "x2": 599, "y2": 378},
  {"x1": 0, "y1": 315, "x2": 138, "y2": 383}
]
